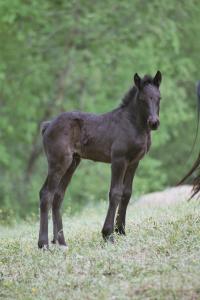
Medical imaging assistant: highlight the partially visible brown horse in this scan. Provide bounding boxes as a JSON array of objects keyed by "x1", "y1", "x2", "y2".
[
  {"x1": 179, "y1": 81, "x2": 200, "y2": 197},
  {"x1": 38, "y1": 71, "x2": 162, "y2": 249}
]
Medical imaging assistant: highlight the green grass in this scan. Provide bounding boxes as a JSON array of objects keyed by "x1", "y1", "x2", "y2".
[{"x1": 0, "y1": 200, "x2": 200, "y2": 300}]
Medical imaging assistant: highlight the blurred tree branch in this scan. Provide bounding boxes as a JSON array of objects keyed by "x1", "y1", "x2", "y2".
[{"x1": 25, "y1": 64, "x2": 70, "y2": 180}]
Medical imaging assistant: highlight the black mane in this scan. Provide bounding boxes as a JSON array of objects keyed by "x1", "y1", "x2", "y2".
[
  {"x1": 120, "y1": 86, "x2": 138, "y2": 108},
  {"x1": 120, "y1": 75, "x2": 154, "y2": 108}
]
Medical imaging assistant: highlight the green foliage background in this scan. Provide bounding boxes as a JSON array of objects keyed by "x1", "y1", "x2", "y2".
[{"x1": 0, "y1": 0, "x2": 200, "y2": 221}]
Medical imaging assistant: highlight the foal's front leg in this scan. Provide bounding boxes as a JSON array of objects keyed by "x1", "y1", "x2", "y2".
[
  {"x1": 115, "y1": 162, "x2": 139, "y2": 235},
  {"x1": 102, "y1": 157, "x2": 127, "y2": 242}
]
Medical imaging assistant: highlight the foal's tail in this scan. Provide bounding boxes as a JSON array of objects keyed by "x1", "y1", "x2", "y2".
[
  {"x1": 40, "y1": 121, "x2": 51, "y2": 135},
  {"x1": 178, "y1": 81, "x2": 200, "y2": 198}
]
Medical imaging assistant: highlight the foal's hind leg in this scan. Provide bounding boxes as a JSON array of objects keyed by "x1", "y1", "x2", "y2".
[
  {"x1": 38, "y1": 156, "x2": 73, "y2": 249},
  {"x1": 115, "y1": 162, "x2": 138, "y2": 235},
  {"x1": 52, "y1": 155, "x2": 81, "y2": 246}
]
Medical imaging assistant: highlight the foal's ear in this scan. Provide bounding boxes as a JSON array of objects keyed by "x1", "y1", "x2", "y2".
[
  {"x1": 134, "y1": 73, "x2": 141, "y2": 89},
  {"x1": 153, "y1": 70, "x2": 162, "y2": 87}
]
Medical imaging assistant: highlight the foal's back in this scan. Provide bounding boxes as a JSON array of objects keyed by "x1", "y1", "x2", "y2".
[{"x1": 42, "y1": 109, "x2": 127, "y2": 163}]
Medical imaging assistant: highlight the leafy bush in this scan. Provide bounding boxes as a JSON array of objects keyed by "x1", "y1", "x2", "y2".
[{"x1": 0, "y1": 0, "x2": 199, "y2": 220}]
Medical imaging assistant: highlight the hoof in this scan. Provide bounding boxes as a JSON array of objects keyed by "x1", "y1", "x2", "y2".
[
  {"x1": 50, "y1": 239, "x2": 68, "y2": 251},
  {"x1": 38, "y1": 240, "x2": 49, "y2": 249},
  {"x1": 115, "y1": 227, "x2": 126, "y2": 235},
  {"x1": 103, "y1": 234, "x2": 115, "y2": 244}
]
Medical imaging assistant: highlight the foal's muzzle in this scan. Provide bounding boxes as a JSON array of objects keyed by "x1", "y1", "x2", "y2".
[{"x1": 147, "y1": 116, "x2": 160, "y2": 130}]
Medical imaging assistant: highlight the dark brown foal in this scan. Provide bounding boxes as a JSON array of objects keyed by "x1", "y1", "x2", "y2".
[{"x1": 38, "y1": 71, "x2": 162, "y2": 249}]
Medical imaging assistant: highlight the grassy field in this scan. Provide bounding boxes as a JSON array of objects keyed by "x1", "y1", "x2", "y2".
[{"x1": 0, "y1": 198, "x2": 200, "y2": 300}]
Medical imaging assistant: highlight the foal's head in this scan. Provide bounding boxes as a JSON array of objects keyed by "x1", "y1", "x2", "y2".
[{"x1": 134, "y1": 71, "x2": 162, "y2": 130}]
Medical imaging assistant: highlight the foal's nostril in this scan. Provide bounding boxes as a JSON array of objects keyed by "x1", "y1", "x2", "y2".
[
  {"x1": 152, "y1": 122, "x2": 158, "y2": 129},
  {"x1": 148, "y1": 119, "x2": 160, "y2": 130}
]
